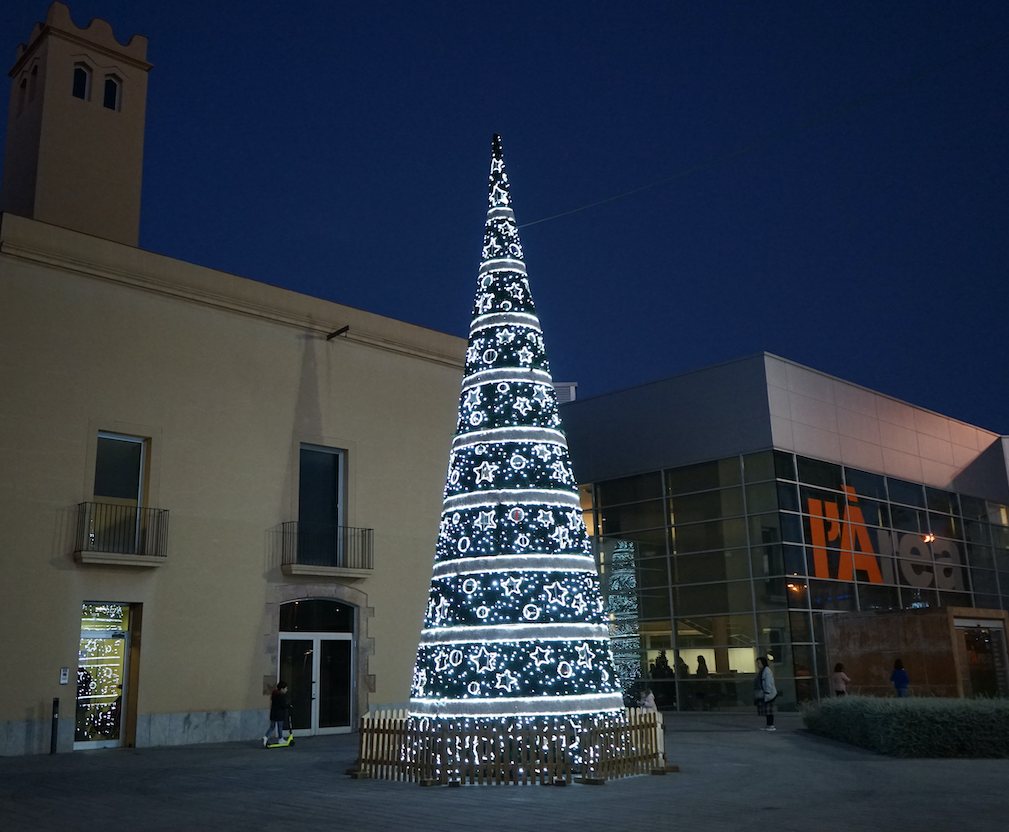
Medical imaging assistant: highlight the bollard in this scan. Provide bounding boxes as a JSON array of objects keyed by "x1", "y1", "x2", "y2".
[{"x1": 50, "y1": 697, "x2": 59, "y2": 755}]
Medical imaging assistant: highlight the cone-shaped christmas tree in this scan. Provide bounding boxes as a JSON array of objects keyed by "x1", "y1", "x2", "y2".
[{"x1": 408, "y1": 136, "x2": 624, "y2": 726}]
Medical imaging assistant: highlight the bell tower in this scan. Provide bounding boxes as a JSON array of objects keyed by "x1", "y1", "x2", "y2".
[{"x1": 1, "y1": 2, "x2": 151, "y2": 245}]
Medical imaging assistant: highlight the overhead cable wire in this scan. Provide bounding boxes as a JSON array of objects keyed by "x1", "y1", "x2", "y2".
[{"x1": 519, "y1": 31, "x2": 1009, "y2": 229}]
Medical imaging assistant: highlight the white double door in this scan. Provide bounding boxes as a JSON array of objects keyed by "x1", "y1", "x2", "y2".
[{"x1": 278, "y1": 632, "x2": 353, "y2": 735}]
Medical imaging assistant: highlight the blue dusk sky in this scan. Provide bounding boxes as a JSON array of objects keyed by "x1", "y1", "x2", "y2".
[{"x1": 2, "y1": 1, "x2": 1007, "y2": 433}]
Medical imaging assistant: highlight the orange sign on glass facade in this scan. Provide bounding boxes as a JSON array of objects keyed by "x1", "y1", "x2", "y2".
[
  {"x1": 807, "y1": 486, "x2": 884, "y2": 583},
  {"x1": 805, "y1": 486, "x2": 967, "y2": 592}
]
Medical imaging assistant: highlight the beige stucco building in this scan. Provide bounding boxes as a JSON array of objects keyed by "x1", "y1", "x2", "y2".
[{"x1": 1, "y1": 4, "x2": 466, "y2": 755}]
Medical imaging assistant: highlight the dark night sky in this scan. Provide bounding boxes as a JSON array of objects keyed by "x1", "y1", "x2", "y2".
[{"x1": 4, "y1": 2, "x2": 1007, "y2": 432}]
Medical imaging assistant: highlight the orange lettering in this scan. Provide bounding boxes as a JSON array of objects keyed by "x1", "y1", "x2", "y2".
[
  {"x1": 837, "y1": 487, "x2": 884, "y2": 584},
  {"x1": 807, "y1": 499, "x2": 831, "y2": 579}
]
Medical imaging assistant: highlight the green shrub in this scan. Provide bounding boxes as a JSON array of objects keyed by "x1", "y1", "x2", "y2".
[{"x1": 801, "y1": 696, "x2": 1009, "y2": 758}]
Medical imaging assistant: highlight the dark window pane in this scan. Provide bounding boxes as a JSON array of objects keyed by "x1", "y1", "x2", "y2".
[
  {"x1": 993, "y1": 527, "x2": 1009, "y2": 550},
  {"x1": 754, "y1": 577, "x2": 788, "y2": 609},
  {"x1": 850, "y1": 497, "x2": 888, "y2": 528},
  {"x1": 635, "y1": 556, "x2": 670, "y2": 589},
  {"x1": 890, "y1": 505, "x2": 924, "y2": 533},
  {"x1": 783, "y1": 544, "x2": 806, "y2": 576},
  {"x1": 938, "y1": 591, "x2": 973, "y2": 608},
  {"x1": 926, "y1": 488, "x2": 957, "y2": 515},
  {"x1": 638, "y1": 589, "x2": 672, "y2": 620},
  {"x1": 599, "y1": 500, "x2": 666, "y2": 534},
  {"x1": 774, "y1": 451, "x2": 796, "y2": 481},
  {"x1": 777, "y1": 482, "x2": 799, "y2": 512},
  {"x1": 742, "y1": 451, "x2": 774, "y2": 483},
  {"x1": 800, "y1": 484, "x2": 845, "y2": 513},
  {"x1": 756, "y1": 612, "x2": 789, "y2": 643},
  {"x1": 887, "y1": 478, "x2": 925, "y2": 507},
  {"x1": 669, "y1": 488, "x2": 743, "y2": 524},
  {"x1": 789, "y1": 610, "x2": 812, "y2": 642},
  {"x1": 966, "y1": 543, "x2": 995, "y2": 570},
  {"x1": 973, "y1": 594, "x2": 1001, "y2": 611},
  {"x1": 672, "y1": 518, "x2": 747, "y2": 554},
  {"x1": 674, "y1": 550, "x2": 750, "y2": 584},
  {"x1": 959, "y1": 495, "x2": 987, "y2": 521},
  {"x1": 779, "y1": 513, "x2": 803, "y2": 543},
  {"x1": 319, "y1": 639, "x2": 352, "y2": 728},
  {"x1": 749, "y1": 513, "x2": 782, "y2": 547},
  {"x1": 793, "y1": 646, "x2": 817, "y2": 702},
  {"x1": 857, "y1": 583, "x2": 900, "y2": 611},
  {"x1": 675, "y1": 581, "x2": 754, "y2": 616},
  {"x1": 796, "y1": 456, "x2": 843, "y2": 491},
  {"x1": 596, "y1": 472, "x2": 662, "y2": 506},
  {"x1": 298, "y1": 447, "x2": 342, "y2": 566},
  {"x1": 971, "y1": 570, "x2": 1000, "y2": 595},
  {"x1": 809, "y1": 580, "x2": 857, "y2": 611},
  {"x1": 844, "y1": 468, "x2": 887, "y2": 500},
  {"x1": 751, "y1": 544, "x2": 778, "y2": 579},
  {"x1": 665, "y1": 458, "x2": 741, "y2": 495},
  {"x1": 745, "y1": 482, "x2": 778, "y2": 513},
  {"x1": 94, "y1": 436, "x2": 142, "y2": 500},
  {"x1": 279, "y1": 599, "x2": 353, "y2": 632},
  {"x1": 73, "y1": 65, "x2": 88, "y2": 99},
  {"x1": 103, "y1": 77, "x2": 118, "y2": 110},
  {"x1": 965, "y1": 521, "x2": 992, "y2": 546}
]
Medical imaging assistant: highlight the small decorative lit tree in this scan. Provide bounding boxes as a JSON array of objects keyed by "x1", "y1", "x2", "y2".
[{"x1": 403, "y1": 135, "x2": 628, "y2": 781}]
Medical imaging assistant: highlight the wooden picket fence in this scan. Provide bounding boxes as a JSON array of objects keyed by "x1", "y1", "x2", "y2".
[{"x1": 355, "y1": 708, "x2": 666, "y2": 786}]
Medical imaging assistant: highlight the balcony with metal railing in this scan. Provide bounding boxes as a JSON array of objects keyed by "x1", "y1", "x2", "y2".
[
  {"x1": 281, "y1": 521, "x2": 374, "y2": 579},
  {"x1": 74, "y1": 502, "x2": 169, "y2": 566}
]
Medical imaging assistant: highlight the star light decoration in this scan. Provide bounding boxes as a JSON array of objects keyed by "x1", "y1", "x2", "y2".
[{"x1": 408, "y1": 135, "x2": 624, "y2": 725}]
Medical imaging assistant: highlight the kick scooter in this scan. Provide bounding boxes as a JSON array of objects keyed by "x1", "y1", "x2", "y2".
[{"x1": 265, "y1": 709, "x2": 295, "y2": 748}]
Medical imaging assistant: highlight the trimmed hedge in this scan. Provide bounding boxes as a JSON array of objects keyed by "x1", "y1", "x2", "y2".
[{"x1": 801, "y1": 696, "x2": 1009, "y2": 757}]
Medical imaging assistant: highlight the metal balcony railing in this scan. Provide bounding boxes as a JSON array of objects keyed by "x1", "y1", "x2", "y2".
[
  {"x1": 282, "y1": 521, "x2": 374, "y2": 570},
  {"x1": 75, "y1": 502, "x2": 169, "y2": 558}
]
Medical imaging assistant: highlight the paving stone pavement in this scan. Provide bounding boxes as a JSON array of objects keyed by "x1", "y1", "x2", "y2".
[{"x1": 2, "y1": 712, "x2": 1006, "y2": 831}]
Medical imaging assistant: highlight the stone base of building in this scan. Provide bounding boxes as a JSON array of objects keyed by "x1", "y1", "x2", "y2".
[{"x1": 0, "y1": 709, "x2": 270, "y2": 756}]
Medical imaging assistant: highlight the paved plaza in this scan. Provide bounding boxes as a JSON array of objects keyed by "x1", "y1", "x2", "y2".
[{"x1": 2, "y1": 712, "x2": 1006, "y2": 831}]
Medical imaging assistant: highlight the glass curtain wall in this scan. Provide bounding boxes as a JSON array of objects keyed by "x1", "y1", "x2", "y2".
[{"x1": 591, "y1": 450, "x2": 1009, "y2": 711}]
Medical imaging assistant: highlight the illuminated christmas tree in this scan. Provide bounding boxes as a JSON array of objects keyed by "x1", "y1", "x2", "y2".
[{"x1": 408, "y1": 135, "x2": 624, "y2": 732}]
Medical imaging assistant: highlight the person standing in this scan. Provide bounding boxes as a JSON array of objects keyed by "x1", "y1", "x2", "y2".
[
  {"x1": 754, "y1": 656, "x2": 777, "y2": 731},
  {"x1": 890, "y1": 659, "x2": 910, "y2": 698},
  {"x1": 832, "y1": 663, "x2": 851, "y2": 696},
  {"x1": 263, "y1": 681, "x2": 290, "y2": 746},
  {"x1": 638, "y1": 688, "x2": 657, "y2": 712}
]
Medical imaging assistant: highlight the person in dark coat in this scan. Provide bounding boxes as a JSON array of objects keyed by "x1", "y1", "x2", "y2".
[
  {"x1": 754, "y1": 656, "x2": 778, "y2": 731},
  {"x1": 263, "y1": 681, "x2": 290, "y2": 746}
]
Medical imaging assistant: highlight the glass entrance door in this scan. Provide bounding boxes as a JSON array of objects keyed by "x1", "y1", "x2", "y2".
[
  {"x1": 75, "y1": 603, "x2": 130, "y2": 750},
  {"x1": 959, "y1": 626, "x2": 1009, "y2": 698},
  {"x1": 279, "y1": 634, "x2": 353, "y2": 734}
]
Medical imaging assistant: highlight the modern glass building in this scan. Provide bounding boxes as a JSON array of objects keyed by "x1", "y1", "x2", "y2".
[{"x1": 563, "y1": 354, "x2": 1009, "y2": 711}]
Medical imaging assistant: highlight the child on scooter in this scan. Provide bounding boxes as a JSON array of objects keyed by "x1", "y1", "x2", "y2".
[{"x1": 263, "y1": 681, "x2": 290, "y2": 746}]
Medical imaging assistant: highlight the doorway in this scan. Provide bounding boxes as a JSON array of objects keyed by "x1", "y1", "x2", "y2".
[
  {"x1": 955, "y1": 619, "x2": 1009, "y2": 698},
  {"x1": 75, "y1": 603, "x2": 131, "y2": 750},
  {"x1": 278, "y1": 599, "x2": 354, "y2": 734}
]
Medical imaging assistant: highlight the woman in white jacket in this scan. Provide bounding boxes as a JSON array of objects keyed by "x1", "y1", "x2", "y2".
[{"x1": 754, "y1": 656, "x2": 777, "y2": 731}]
